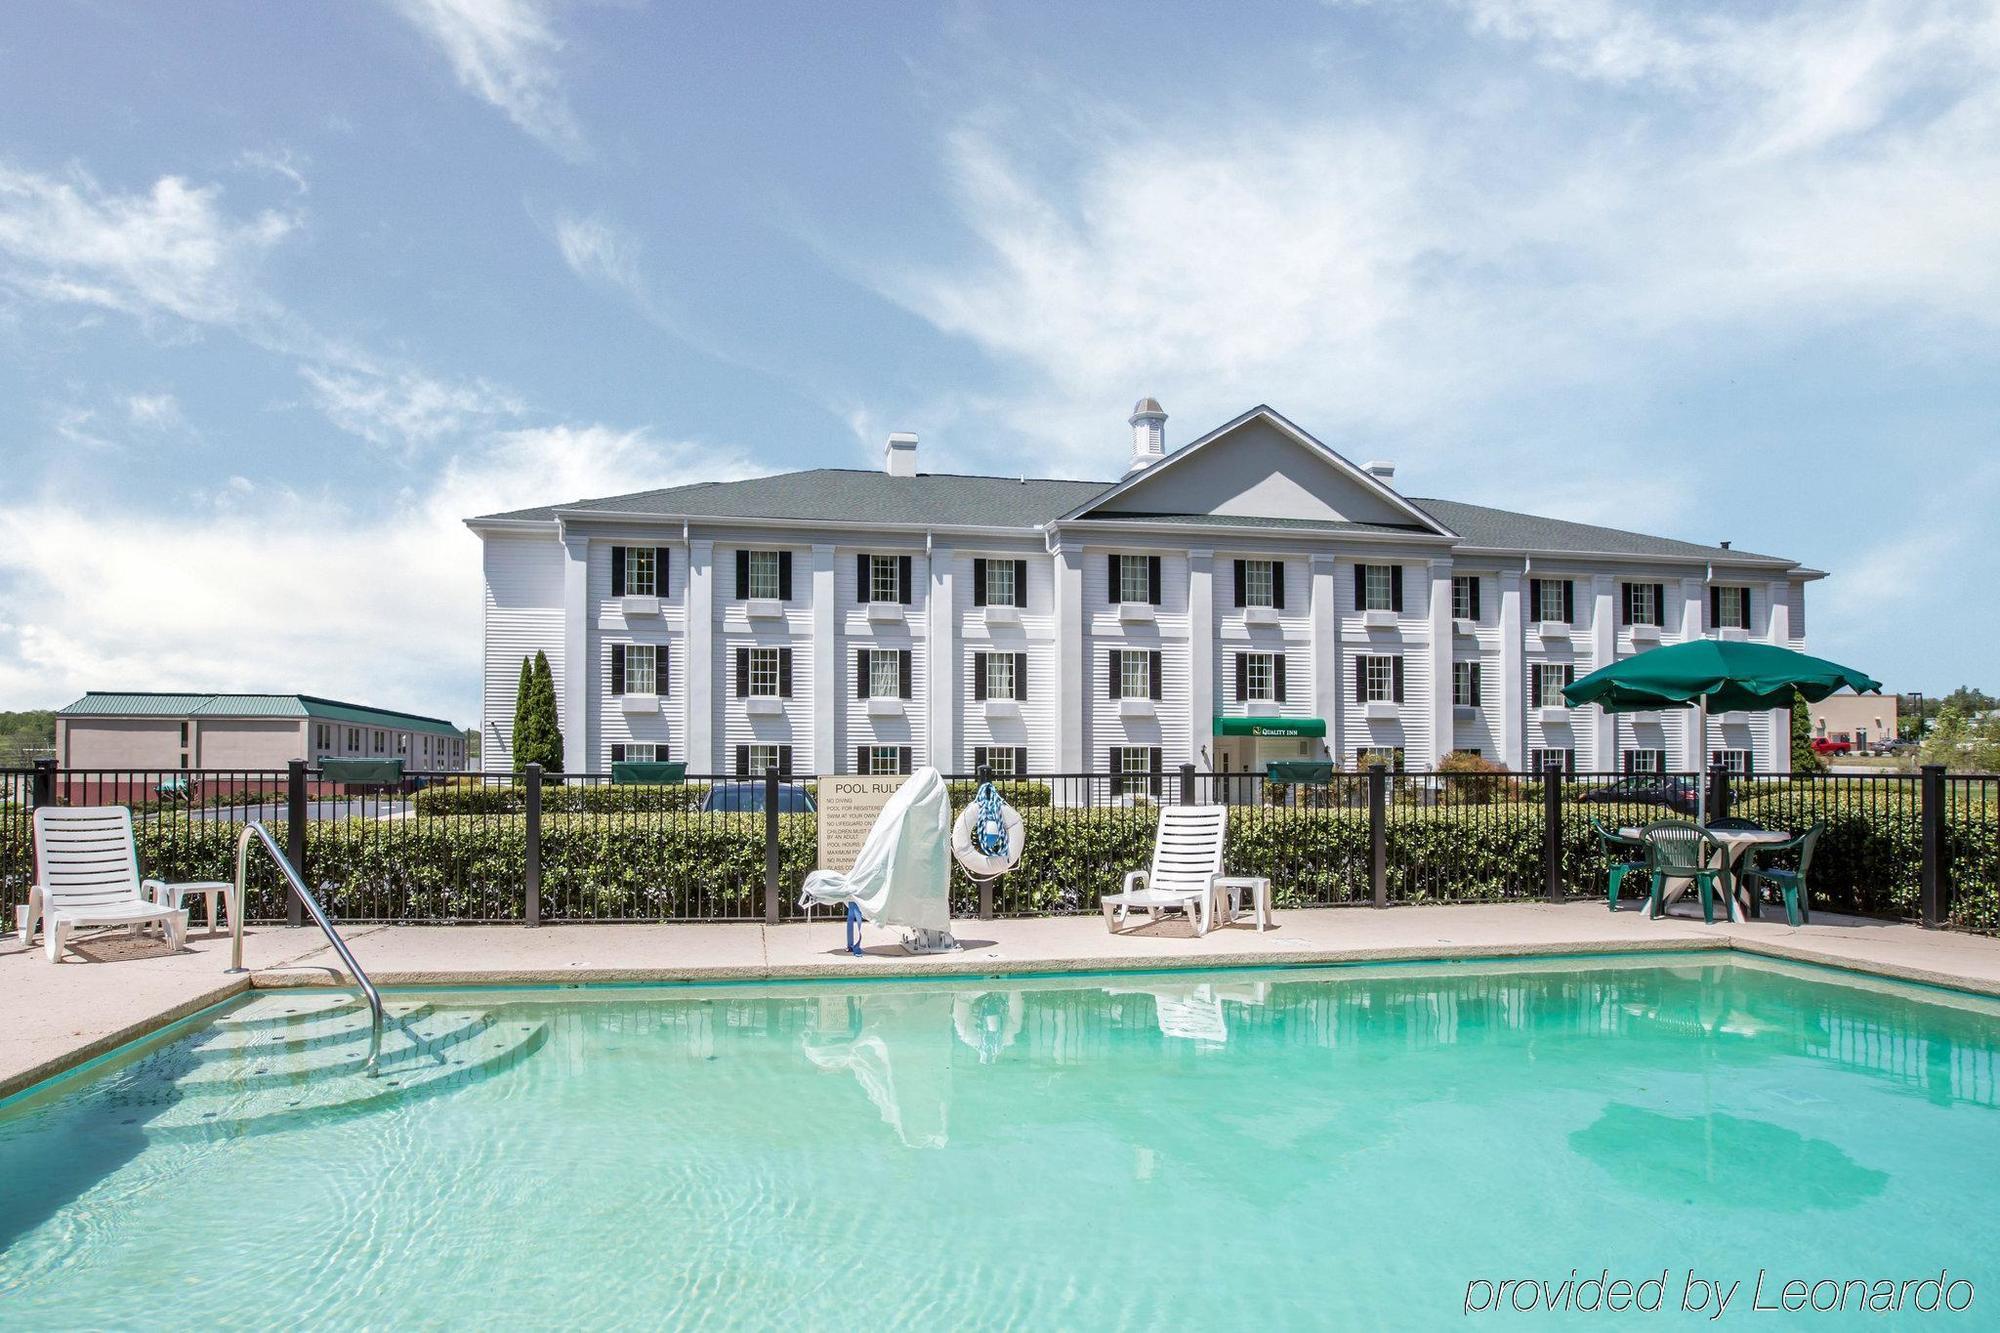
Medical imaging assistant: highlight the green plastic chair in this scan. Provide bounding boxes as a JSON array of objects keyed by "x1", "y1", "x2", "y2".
[
  {"x1": 1642, "y1": 821, "x2": 1728, "y2": 924},
  {"x1": 1589, "y1": 817, "x2": 1649, "y2": 912},
  {"x1": 1740, "y1": 822, "x2": 1825, "y2": 927}
]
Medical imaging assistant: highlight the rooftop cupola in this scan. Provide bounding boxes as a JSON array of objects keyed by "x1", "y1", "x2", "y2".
[{"x1": 1126, "y1": 397, "x2": 1167, "y2": 475}]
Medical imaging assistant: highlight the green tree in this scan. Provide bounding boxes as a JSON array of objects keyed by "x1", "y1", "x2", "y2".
[
  {"x1": 1790, "y1": 691, "x2": 1824, "y2": 774},
  {"x1": 1919, "y1": 703, "x2": 2000, "y2": 773},
  {"x1": 510, "y1": 656, "x2": 537, "y2": 773},
  {"x1": 516, "y1": 649, "x2": 566, "y2": 772}
]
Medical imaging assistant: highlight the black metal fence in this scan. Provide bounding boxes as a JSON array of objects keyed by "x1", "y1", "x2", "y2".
[{"x1": 2, "y1": 759, "x2": 1993, "y2": 932}]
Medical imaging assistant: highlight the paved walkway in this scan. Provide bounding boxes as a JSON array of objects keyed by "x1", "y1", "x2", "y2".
[{"x1": 7, "y1": 902, "x2": 2000, "y2": 1100}]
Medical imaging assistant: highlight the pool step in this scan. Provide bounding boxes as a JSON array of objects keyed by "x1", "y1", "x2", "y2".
[{"x1": 101, "y1": 1001, "x2": 549, "y2": 1143}]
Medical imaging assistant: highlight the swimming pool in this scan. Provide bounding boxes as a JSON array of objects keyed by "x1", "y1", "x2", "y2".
[{"x1": 3, "y1": 955, "x2": 1996, "y2": 1328}]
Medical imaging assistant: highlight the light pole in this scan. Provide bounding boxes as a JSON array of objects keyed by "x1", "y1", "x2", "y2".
[{"x1": 1908, "y1": 691, "x2": 1924, "y2": 742}]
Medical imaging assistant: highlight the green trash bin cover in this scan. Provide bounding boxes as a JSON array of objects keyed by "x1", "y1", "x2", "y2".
[
  {"x1": 318, "y1": 758, "x2": 405, "y2": 784},
  {"x1": 1265, "y1": 761, "x2": 1338, "y2": 785},
  {"x1": 611, "y1": 761, "x2": 687, "y2": 785}
]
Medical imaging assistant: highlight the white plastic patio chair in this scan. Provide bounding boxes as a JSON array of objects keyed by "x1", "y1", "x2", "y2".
[
  {"x1": 22, "y1": 806, "x2": 189, "y2": 962},
  {"x1": 1100, "y1": 805, "x2": 1228, "y2": 937}
]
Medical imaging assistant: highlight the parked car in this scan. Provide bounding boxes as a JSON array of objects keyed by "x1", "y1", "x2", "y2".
[
  {"x1": 1810, "y1": 737, "x2": 1852, "y2": 756},
  {"x1": 699, "y1": 781, "x2": 816, "y2": 814},
  {"x1": 1578, "y1": 776, "x2": 1700, "y2": 817}
]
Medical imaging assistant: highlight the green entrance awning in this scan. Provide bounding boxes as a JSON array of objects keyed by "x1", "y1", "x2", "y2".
[{"x1": 1213, "y1": 716, "x2": 1326, "y2": 738}]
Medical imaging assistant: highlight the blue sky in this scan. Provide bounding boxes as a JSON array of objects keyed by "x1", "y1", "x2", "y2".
[{"x1": 1, "y1": 0, "x2": 1994, "y2": 724}]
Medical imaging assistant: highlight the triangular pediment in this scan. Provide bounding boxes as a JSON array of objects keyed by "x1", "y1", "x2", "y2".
[{"x1": 1063, "y1": 407, "x2": 1453, "y2": 536}]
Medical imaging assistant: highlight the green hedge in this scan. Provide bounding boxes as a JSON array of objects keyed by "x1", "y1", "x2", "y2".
[{"x1": 411, "y1": 782, "x2": 712, "y2": 817}]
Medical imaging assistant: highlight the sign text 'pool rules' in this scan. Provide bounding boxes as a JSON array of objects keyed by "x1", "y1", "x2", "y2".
[{"x1": 816, "y1": 775, "x2": 904, "y2": 873}]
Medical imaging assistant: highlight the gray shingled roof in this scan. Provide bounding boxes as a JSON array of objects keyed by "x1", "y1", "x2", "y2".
[{"x1": 477, "y1": 468, "x2": 1791, "y2": 565}]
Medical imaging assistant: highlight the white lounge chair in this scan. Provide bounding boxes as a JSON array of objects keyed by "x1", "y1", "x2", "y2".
[
  {"x1": 22, "y1": 806, "x2": 189, "y2": 962},
  {"x1": 1100, "y1": 805, "x2": 1228, "y2": 937}
]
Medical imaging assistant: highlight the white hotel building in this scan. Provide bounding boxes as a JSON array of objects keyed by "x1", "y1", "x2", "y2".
[{"x1": 468, "y1": 403, "x2": 1820, "y2": 780}]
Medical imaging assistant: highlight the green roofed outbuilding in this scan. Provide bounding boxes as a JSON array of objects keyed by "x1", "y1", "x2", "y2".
[{"x1": 54, "y1": 692, "x2": 468, "y2": 772}]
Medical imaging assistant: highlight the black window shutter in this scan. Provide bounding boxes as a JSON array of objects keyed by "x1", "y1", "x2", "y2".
[
  {"x1": 1652, "y1": 584, "x2": 1665, "y2": 627},
  {"x1": 1233, "y1": 560, "x2": 1246, "y2": 608},
  {"x1": 660, "y1": 647, "x2": 669, "y2": 697},
  {"x1": 973, "y1": 652, "x2": 987, "y2": 702},
  {"x1": 1013, "y1": 746, "x2": 1027, "y2": 774},
  {"x1": 735, "y1": 647, "x2": 749, "y2": 698},
  {"x1": 735, "y1": 745, "x2": 748, "y2": 777},
  {"x1": 1234, "y1": 653, "x2": 1246, "y2": 703},
  {"x1": 1743, "y1": 587, "x2": 1753, "y2": 626},
  {"x1": 857, "y1": 553, "x2": 870, "y2": 601},
  {"x1": 611, "y1": 643, "x2": 626, "y2": 696},
  {"x1": 973, "y1": 746, "x2": 987, "y2": 771},
  {"x1": 1107, "y1": 554, "x2": 1122, "y2": 603},
  {"x1": 1565, "y1": 663, "x2": 1576, "y2": 687},
  {"x1": 856, "y1": 746, "x2": 868, "y2": 774},
  {"x1": 1012, "y1": 560, "x2": 1027, "y2": 606},
  {"x1": 1390, "y1": 565, "x2": 1404, "y2": 613},
  {"x1": 1354, "y1": 565, "x2": 1365, "y2": 608},
  {"x1": 611, "y1": 744, "x2": 626, "y2": 763},
  {"x1": 1620, "y1": 583, "x2": 1631, "y2": 626},
  {"x1": 1531, "y1": 667, "x2": 1542, "y2": 708},
  {"x1": 1275, "y1": 654, "x2": 1288, "y2": 702},
  {"x1": 1530, "y1": 578, "x2": 1543, "y2": 620},
  {"x1": 1470, "y1": 577, "x2": 1482, "y2": 620},
  {"x1": 856, "y1": 649, "x2": 868, "y2": 699},
  {"x1": 1107, "y1": 650, "x2": 1120, "y2": 699},
  {"x1": 1014, "y1": 653, "x2": 1027, "y2": 698},
  {"x1": 1149, "y1": 747, "x2": 1163, "y2": 797},
  {"x1": 1472, "y1": 662, "x2": 1482, "y2": 702},
  {"x1": 1356, "y1": 662, "x2": 1367, "y2": 705},
  {"x1": 778, "y1": 746, "x2": 793, "y2": 777},
  {"x1": 1273, "y1": 562, "x2": 1286, "y2": 610},
  {"x1": 1562, "y1": 580, "x2": 1575, "y2": 624},
  {"x1": 778, "y1": 648, "x2": 793, "y2": 697},
  {"x1": 1709, "y1": 586, "x2": 1721, "y2": 628},
  {"x1": 1149, "y1": 651, "x2": 1162, "y2": 701},
  {"x1": 1147, "y1": 556, "x2": 1161, "y2": 605},
  {"x1": 611, "y1": 546, "x2": 626, "y2": 597},
  {"x1": 1392, "y1": 657, "x2": 1406, "y2": 704},
  {"x1": 735, "y1": 549, "x2": 749, "y2": 599},
  {"x1": 899, "y1": 555, "x2": 913, "y2": 605},
  {"x1": 899, "y1": 747, "x2": 912, "y2": 775},
  {"x1": 657, "y1": 548, "x2": 669, "y2": 598},
  {"x1": 1107, "y1": 748, "x2": 1120, "y2": 796},
  {"x1": 973, "y1": 558, "x2": 987, "y2": 608},
  {"x1": 899, "y1": 649, "x2": 912, "y2": 699},
  {"x1": 778, "y1": 551, "x2": 793, "y2": 601}
]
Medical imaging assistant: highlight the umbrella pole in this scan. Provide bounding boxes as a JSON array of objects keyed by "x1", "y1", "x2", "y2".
[{"x1": 1695, "y1": 696, "x2": 1709, "y2": 826}]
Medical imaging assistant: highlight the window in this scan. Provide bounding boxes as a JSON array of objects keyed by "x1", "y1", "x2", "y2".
[
  {"x1": 869, "y1": 650, "x2": 902, "y2": 699},
  {"x1": 1109, "y1": 745, "x2": 1163, "y2": 799},
  {"x1": 346, "y1": 727, "x2": 360, "y2": 751},
  {"x1": 978, "y1": 652, "x2": 1021, "y2": 702},
  {"x1": 1532, "y1": 662, "x2": 1575, "y2": 708},
  {"x1": 1711, "y1": 585, "x2": 1749, "y2": 630},
  {"x1": 1622, "y1": 749, "x2": 1666, "y2": 774},
  {"x1": 1534, "y1": 578, "x2": 1572, "y2": 624},
  {"x1": 314, "y1": 723, "x2": 330, "y2": 751},
  {"x1": 178, "y1": 721, "x2": 189, "y2": 746},
  {"x1": 610, "y1": 743, "x2": 657, "y2": 763},
  {"x1": 1234, "y1": 652, "x2": 1284, "y2": 703},
  {"x1": 1111, "y1": 553, "x2": 1159, "y2": 605},
  {"x1": 1622, "y1": 581, "x2": 1664, "y2": 627},
  {"x1": 1452, "y1": 575, "x2": 1481, "y2": 621},
  {"x1": 738, "y1": 743, "x2": 788, "y2": 776},
  {"x1": 745, "y1": 647, "x2": 786, "y2": 698},
  {"x1": 1529, "y1": 748, "x2": 1574, "y2": 776},
  {"x1": 1355, "y1": 747, "x2": 1405, "y2": 769},
  {"x1": 1236, "y1": 559, "x2": 1279, "y2": 609},
  {"x1": 612, "y1": 643, "x2": 658, "y2": 695},
  {"x1": 744, "y1": 550, "x2": 784, "y2": 600},
  {"x1": 614, "y1": 546, "x2": 658, "y2": 598},
  {"x1": 1358, "y1": 563, "x2": 1399, "y2": 612},
  {"x1": 397, "y1": 733, "x2": 409, "y2": 756},
  {"x1": 857, "y1": 745, "x2": 912, "y2": 775},
  {"x1": 870, "y1": 555, "x2": 900, "y2": 604},
  {"x1": 972, "y1": 745, "x2": 1027, "y2": 777},
  {"x1": 1453, "y1": 661, "x2": 1482, "y2": 708},
  {"x1": 974, "y1": 558, "x2": 1026, "y2": 608},
  {"x1": 1711, "y1": 748, "x2": 1752, "y2": 775},
  {"x1": 1111, "y1": 648, "x2": 1160, "y2": 700},
  {"x1": 373, "y1": 729, "x2": 387, "y2": 754},
  {"x1": 1358, "y1": 654, "x2": 1402, "y2": 704}
]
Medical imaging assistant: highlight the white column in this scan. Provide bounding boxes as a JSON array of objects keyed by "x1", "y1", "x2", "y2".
[
  {"x1": 1053, "y1": 542, "x2": 1085, "y2": 771},
  {"x1": 1589, "y1": 574, "x2": 1618, "y2": 771},
  {"x1": 1764, "y1": 578, "x2": 1793, "y2": 773},
  {"x1": 1312, "y1": 553, "x2": 1340, "y2": 764},
  {"x1": 812, "y1": 543, "x2": 837, "y2": 774},
  {"x1": 1428, "y1": 558, "x2": 1454, "y2": 770},
  {"x1": 1499, "y1": 570, "x2": 1524, "y2": 767},
  {"x1": 1187, "y1": 548, "x2": 1214, "y2": 770},
  {"x1": 685, "y1": 538, "x2": 714, "y2": 771},
  {"x1": 930, "y1": 544, "x2": 956, "y2": 770},
  {"x1": 1678, "y1": 577, "x2": 1706, "y2": 771},
  {"x1": 561, "y1": 532, "x2": 590, "y2": 773}
]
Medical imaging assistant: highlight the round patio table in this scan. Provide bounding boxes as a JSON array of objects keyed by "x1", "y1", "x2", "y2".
[{"x1": 1621, "y1": 826, "x2": 1789, "y2": 923}]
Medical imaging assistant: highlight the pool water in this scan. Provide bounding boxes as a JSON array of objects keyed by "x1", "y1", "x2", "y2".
[{"x1": 3, "y1": 956, "x2": 1997, "y2": 1328}]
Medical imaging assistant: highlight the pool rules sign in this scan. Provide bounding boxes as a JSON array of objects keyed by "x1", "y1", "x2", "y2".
[{"x1": 816, "y1": 776, "x2": 904, "y2": 872}]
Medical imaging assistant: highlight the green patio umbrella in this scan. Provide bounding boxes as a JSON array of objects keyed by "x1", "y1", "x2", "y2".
[{"x1": 1563, "y1": 639, "x2": 1881, "y2": 824}]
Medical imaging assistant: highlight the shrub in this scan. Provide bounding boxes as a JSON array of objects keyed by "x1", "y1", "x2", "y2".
[{"x1": 943, "y1": 779, "x2": 1054, "y2": 809}]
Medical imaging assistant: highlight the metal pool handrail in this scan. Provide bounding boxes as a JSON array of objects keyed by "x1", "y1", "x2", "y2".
[{"x1": 231, "y1": 820, "x2": 384, "y2": 1075}]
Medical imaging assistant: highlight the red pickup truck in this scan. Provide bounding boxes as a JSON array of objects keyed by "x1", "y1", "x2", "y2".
[{"x1": 1810, "y1": 737, "x2": 1853, "y2": 756}]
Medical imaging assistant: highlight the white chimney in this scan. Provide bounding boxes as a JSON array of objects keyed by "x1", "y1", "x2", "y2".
[
  {"x1": 883, "y1": 431, "x2": 918, "y2": 478},
  {"x1": 1126, "y1": 397, "x2": 1167, "y2": 474},
  {"x1": 1364, "y1": 460, "x2": 1396, "y2": 484}
]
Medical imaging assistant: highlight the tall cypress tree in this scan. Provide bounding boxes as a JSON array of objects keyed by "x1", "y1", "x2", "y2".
[
  {"x1": 1790, "y1": 690, "x2": 1824, "y2": 774},
  {"x1": 511, "y1": 656, "x2": 537, "y2": 773},
  {"x1": 526, "y1": 650, "x2": 566, "y2": 771}
]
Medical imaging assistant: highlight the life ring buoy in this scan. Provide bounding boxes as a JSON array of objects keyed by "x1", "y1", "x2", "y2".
[{"x1": 952, "y1": 797, "x2": 1023, "y2": 878}]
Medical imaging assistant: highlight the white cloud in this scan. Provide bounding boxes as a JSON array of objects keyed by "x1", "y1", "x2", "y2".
[
  {"x1": 554, "y1": 212, "x2": 647, "y2": 301},
  {"x1": 125, "y1": 392, "x2": 183, "y2": 428},
  {"x1": 0, "y1": 426, "x2": 760, "y2": 719},
  {"x1": 389, "y1": 0, "x2": 586, "y2": 157},
  {"x1": 300, "y1": 364, "x2": 526, "y2": 450}
]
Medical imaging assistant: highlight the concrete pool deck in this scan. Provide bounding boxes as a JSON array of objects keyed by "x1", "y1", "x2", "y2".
[{"x1": 7, "y1": 902, "x2": 2000, "y2": 1100}]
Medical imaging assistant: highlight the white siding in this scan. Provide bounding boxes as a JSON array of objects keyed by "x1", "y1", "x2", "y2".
[
  {"x1": 590, "y1": 539, "x2": 686, "y2": 766},
  {"x1": 1082, "y1": 549, "x2": 1192, "y2": 768},
  {"x1": 1336, "y1": 557, "x2": 1432, "y2": 765},
  {"x1": 482, "y1": 533, "x2": 565, "y2": 772},
  {"x1": 956, "y1": 549, "x2": 1058, "y2": 772}
]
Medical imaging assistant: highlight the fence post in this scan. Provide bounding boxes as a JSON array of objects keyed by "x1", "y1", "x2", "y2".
[
  {"x1": 1708, "y1": 762, "x2": 1731, "y2": 822},
  {"x1": 524, "y1": 763, "x2": 542, "y2": 927},
  {"x1": 286, "y1": 760, "x2": 308, "y2": 927},
  {"x1": 763, "y1": 764, "x2": 781, "y2": 926},
  {"x1": 1368, "y1": 762, "x2": 1388, "y2": 907},
  {"x1": 1543, "y1": 760, "x2": 1564, "y2": 903},
  {"x1": 1920, "y1": 764, "x2": 1946, "y2": 929},
  {"x1": 31, "y1": 757, "x2": 55, "y2": 809},
  {"x1": 975, "y1": 764, "x2": 996, "y2": 921},
  {"x1": 1179, "y1": 762, "x2": 1196, "y2": 806}
]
